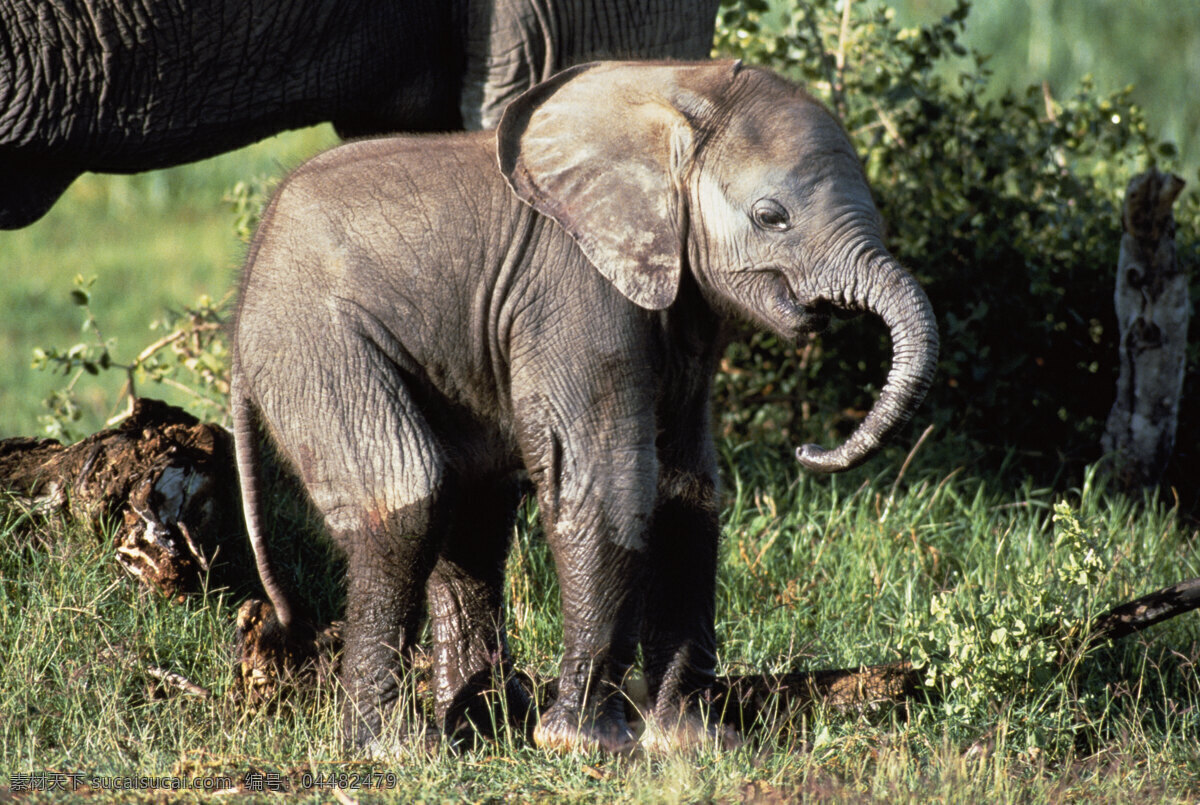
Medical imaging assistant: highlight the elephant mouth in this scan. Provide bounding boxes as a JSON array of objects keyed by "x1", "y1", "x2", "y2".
[
  {"x1": 790, "y1": 300, "x2": 832, "y2": 335},
  {"x1": 770, "y1": 270, "x2": 831, "y2": 335}
]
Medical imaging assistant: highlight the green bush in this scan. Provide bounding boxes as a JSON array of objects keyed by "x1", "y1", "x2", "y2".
[
  {"x1": 712, "y1": 0, "x2": 1199, "y2": 486},
  {"x1": 903, "y1": 491, "x2": 1117, "y2": 753}
]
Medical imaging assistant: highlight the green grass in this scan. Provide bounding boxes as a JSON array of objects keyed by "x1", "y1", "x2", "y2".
[
  {"x1": 3, "y1": 440, "x2": 1198, "y2": 801},
  {"x1": 0, "y1": 125, "x2": 338, "y2": 439}
]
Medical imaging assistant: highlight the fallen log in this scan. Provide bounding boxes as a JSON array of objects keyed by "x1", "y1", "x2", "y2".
[
  {"x1": 716, "y1": 573, "x2": 1200, "y2": 723},
  {"x1": 0, "y1": 398, "x2": 247, "y2": 596},
  {"x1": 1088, "y1": 575, "x2": 1200, "y2": 643}
]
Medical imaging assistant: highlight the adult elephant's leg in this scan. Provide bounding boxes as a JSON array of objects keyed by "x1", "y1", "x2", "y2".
[
  {"x1": 426, "y1": 477, "x2": 530, "y2": 742},
  {"x1": 0, "y1": 151, "x2": 79, "y2": 229}
]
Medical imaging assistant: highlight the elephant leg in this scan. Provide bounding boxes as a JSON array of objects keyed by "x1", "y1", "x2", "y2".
[
  {"x1": 339, "y1": 517, "x2": 440, "y2": 751},
  {"x1": 535, "y1": 523, "x2": 648, "y2": 755},
  {"x1": 426, "y1": 477, "x2": 531, "y2": 743},
  {"x1": 0, "y1": 150, "x2": 79, "y2": 229},
  {"x1": 638, "y1": 400, "x2": 739, "y2": 751},
  {"x1": 514, "y1": 408, "x2": 657, "y2": 754},
  {"x1": 258, "y1": 344, "x2": 448, "y2": 752},
  {"x1": 639, "y1": 464, "x2": 737, "y2": 750}
]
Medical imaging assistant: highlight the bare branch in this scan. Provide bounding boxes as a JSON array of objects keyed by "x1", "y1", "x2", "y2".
[
  {"x1": 870, "y1": 99, "x2": 907, "y2": 148},
  {"x1": 833, "y1": 0, "x2": 853, "y2": 118},
  {"x1": 1090, "y1": 576, "x2": 1200, "y2": 643},
  {"x1": 146, "y1": 665, "x2": 212, "y2": 698}
]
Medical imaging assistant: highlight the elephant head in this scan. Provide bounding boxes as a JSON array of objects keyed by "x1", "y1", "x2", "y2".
[{"x1": 498, "y1": 61, "x2": 939, "y2": 472}]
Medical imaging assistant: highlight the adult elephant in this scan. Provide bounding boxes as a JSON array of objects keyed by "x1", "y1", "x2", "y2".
[{"x1": 0, "y1": 0, "x2": 719, "y2": 229}]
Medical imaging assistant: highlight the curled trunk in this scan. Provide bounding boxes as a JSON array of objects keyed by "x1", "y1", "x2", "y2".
[{"x1": 796, "y1": 255, "x2": 939, "y2": 473}]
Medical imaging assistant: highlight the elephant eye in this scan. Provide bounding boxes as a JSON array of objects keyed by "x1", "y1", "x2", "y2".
[{"x1": 752, "y1": 199, "x2": 790, "y2": 231}]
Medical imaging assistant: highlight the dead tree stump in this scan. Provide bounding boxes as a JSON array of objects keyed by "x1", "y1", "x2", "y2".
[
  {"x1": 1103, "y1": 169, "x2": 1189, "y2": 488},
  {"x1": 233, "y1": 599, "x2": 341, "y2": 706}
]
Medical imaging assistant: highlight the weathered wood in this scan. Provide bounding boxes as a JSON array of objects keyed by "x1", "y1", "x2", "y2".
[
  {"x1": 0, "y1": 398, "x2": 246, "y2": 595},
  {"x1": 707, "y1": 661, "x2": 921, "y2": 726},
  {"x1": 1103, "y1": 169, "x2": 1189, "y2": 488},
  {"x1": 233, "y1": 599, "x2": 341, "y2": 706},
  {"x1": 1089, "y1": 575, "x2": 1200, "y2": 643}
]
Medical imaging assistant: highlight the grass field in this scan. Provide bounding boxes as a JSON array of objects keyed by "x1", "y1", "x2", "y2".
[{"x1": 3, "y1": 441, "x2": 1198, "y2": 800}]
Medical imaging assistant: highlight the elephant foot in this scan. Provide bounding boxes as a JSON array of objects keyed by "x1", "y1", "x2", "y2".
[
  {"x1": 342, "y1": 680, "x2": 437, "y2": 756},
  {"x1": 533, "y1": 702, "x2": 638, "y2": 755},
  {"x1": 441, "y1": 673, "x2": 536, "y2": 748}
]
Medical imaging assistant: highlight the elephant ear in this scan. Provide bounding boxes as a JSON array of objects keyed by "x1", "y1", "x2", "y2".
[{"x1": 497, "y1": 62, "x2": 716, "y2": 310}]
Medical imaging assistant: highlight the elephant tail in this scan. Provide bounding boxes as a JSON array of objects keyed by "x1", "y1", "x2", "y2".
[{"x1": 232, "y1": 383, "x2": 301, "y2": 634}]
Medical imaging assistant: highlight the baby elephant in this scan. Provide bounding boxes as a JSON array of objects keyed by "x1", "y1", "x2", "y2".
[{"x1": 231, "y1": 60, "x2": 938, "y2": 753}]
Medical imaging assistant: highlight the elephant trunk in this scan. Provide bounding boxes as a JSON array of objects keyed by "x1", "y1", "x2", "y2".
[{"x1": 795, "y1": 254, "x2": 939, "y2": 473}]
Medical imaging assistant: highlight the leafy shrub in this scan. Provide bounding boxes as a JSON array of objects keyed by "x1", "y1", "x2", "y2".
[
  {"x1": 904, "y1": 498, "x2": 1110, "y2": 741},
  {"x1": 892, "y1": 469, "x2": 1167, "y2": 756},
  {"x1": 29, "y1": 181, "x2": 279, "y2": 440},
  {"x1": 32, "y1": 275, "x2": 229, "y2": 440},
  {"x1": 712, "y1": 0, "x2": 1199, "y2": 486}
]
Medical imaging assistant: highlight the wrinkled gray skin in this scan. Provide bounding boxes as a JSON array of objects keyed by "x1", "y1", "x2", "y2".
[
  {"x1": 231, "y1": 61, "x2": 939, "y2": 754},
  {"x1": 0, "y1": 0, "x2": 717, "y2": 229}
]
